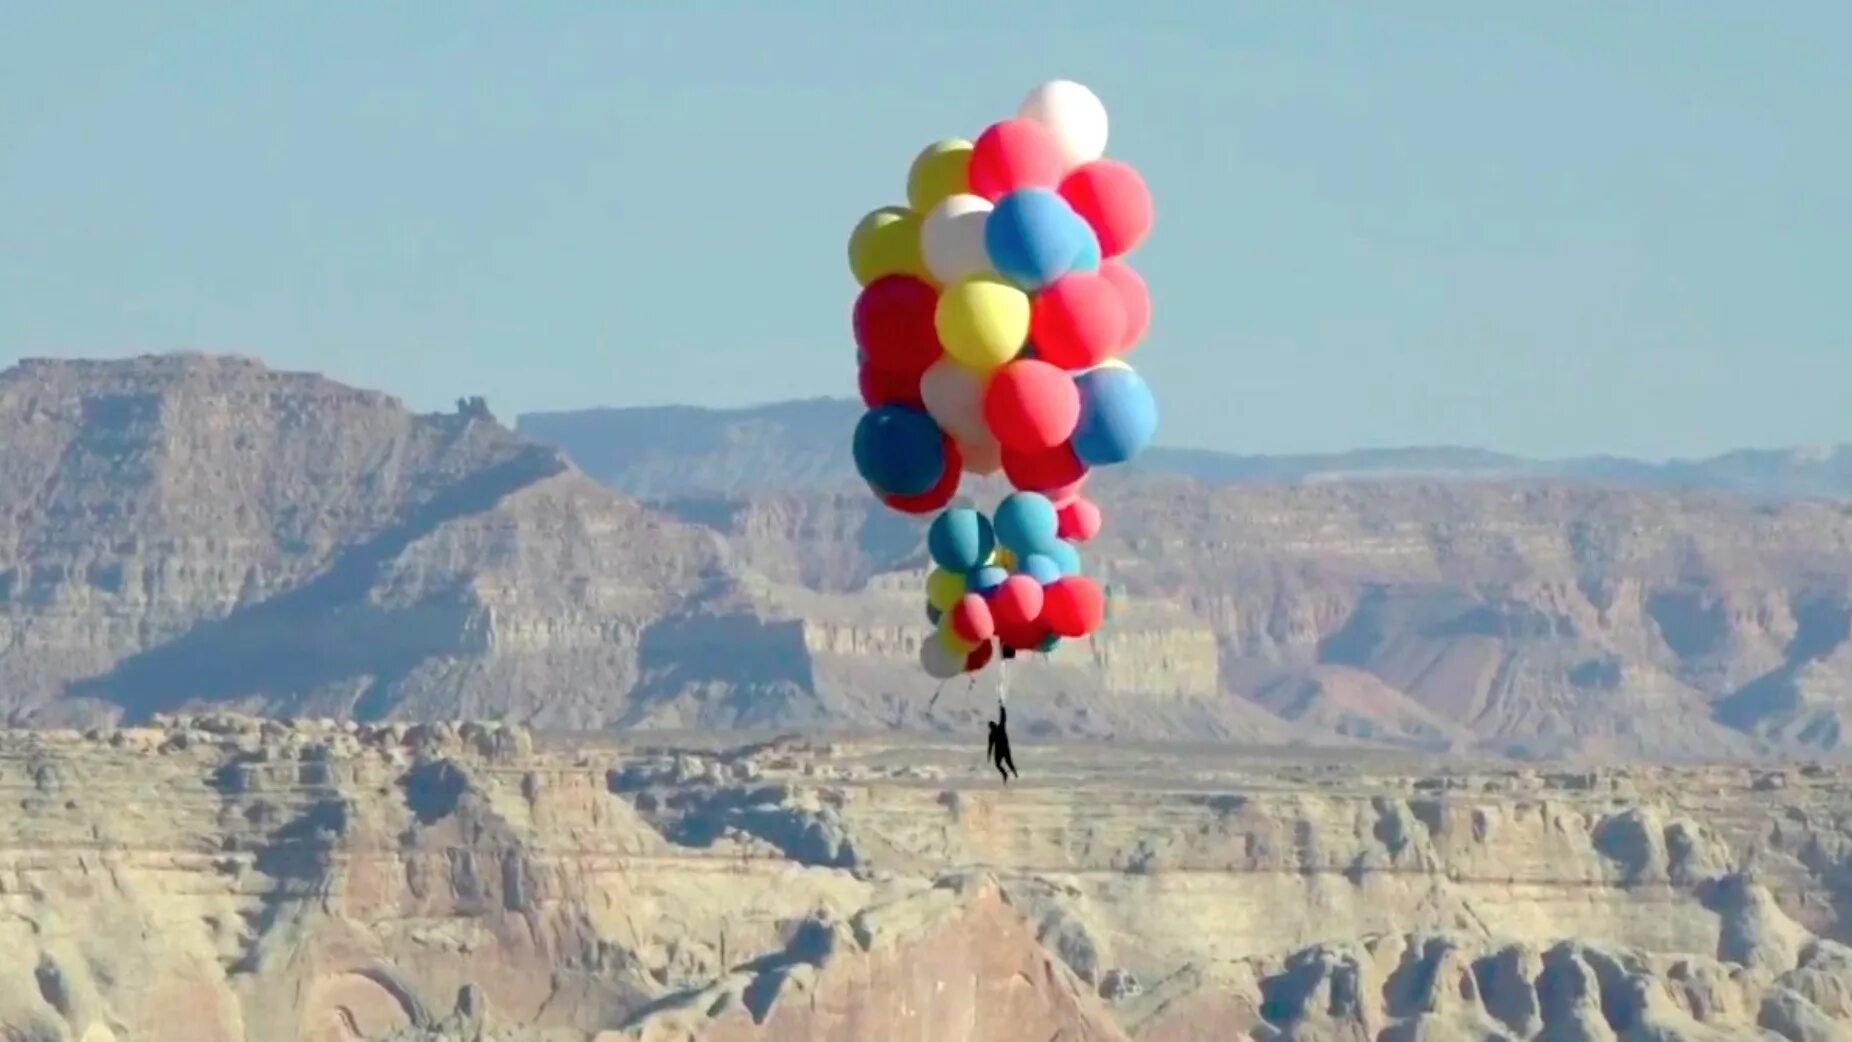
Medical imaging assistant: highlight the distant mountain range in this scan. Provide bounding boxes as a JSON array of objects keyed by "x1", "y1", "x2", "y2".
[{"x1": 517, "y1": 397, "x2": 1852, "y2": 502}]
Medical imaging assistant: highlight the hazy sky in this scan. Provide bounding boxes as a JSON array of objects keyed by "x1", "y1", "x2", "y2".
[{"x1": 2, "y1": 4, "x2": 1846, "y2": 459}]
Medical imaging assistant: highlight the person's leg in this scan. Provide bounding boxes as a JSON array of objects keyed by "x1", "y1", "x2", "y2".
[
  {"x1": 996, "y1": 758, "x2": 1009, "y2": 782},
  {"x1": 1005, "y1": 751, "x2": 1019, "y2": 777}
]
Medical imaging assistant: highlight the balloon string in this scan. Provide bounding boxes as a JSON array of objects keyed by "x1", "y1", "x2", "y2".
[{"x1": 998, "y1": 655, "x2": 1010, "y2": 707}]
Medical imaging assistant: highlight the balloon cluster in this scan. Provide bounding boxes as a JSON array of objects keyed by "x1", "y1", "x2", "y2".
[
  {"x1": 844, "y1": 79, "x2": 1152, "y2": 679},
  {"x1": 918, "y1": 493, "x2": 1107, "y2": 679}
]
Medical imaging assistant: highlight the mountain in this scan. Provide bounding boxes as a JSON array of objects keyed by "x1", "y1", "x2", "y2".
[
  {"x1": 4, "y1": 354, "x2": 1852, "y2": 760},
  {"x1": 517, "y1": 397, "x2": 1852, "y2": 501},
  {"x1": 6, "y1": 719, "x2": 1852, "y2": 1040}
]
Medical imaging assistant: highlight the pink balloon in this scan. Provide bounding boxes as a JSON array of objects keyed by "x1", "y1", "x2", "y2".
[
  {"x1": 989, "y1": 574, "x2": 1046, "y2": 631},
  {"x1": 1057, "y1": 497, "x2": 1103, "y2": 542},
  {"x1": 1098, "y1": 260, "x2": 1151, "y2": 352},
  {"x1": 1031, "y1": 272, "x2": 1127, "y2": 371},
  {"x1": 969, "y1": 119, "x2": 1067, "y2": 202},
  {"x1": 1059, "y1": 159, "x2": 1154, "y2": 257},
  {"x1": 982, "y1": 359, "x2": 1080, "y2": 453}
]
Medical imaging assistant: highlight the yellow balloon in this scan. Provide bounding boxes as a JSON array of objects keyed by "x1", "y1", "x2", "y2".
[
  {"x1": 935, "y1": 277, "x2": 1030, "y2": 373},
  {"x1": 848, "y1": 206, "x2": 926, "y2": 286},
  {"x1": 926, "y1": 568, "x2": 966, "y2": 612},
  {"x1": 907, "y1": 139, "x2": 973, "y2": 213},
  {"x1": 938, "y1": 616, "x2": 976, "y2": 655}
]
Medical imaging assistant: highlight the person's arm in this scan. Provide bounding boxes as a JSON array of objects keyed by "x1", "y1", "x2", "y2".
[{"x1": 999, "y1": 704, "x2": 1007, "y2": 727}]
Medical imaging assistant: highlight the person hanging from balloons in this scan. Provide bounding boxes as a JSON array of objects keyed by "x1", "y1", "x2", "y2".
[{"x1": 844, "y1": 79, "x2": 1150, "y2": 783}]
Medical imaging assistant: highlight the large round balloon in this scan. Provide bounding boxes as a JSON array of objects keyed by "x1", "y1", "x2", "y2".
[
  {"x1": 935, "y1": 277, "x2": 1030, "y2": 374},
  {"x1": 993, "y1": 491, "x2": 1060, "y2": 556},
  {"x1": 1030, "y1": 272, "x2": 1127, "y2": 370},
  {"x1": 1098, "y1": 260, "x2": 1150, "y2": 351},
  {"x1": 1044, "y1": 575, "x2": 1106, "y2": 638},
  {"x1": 1057, "y1": 496, "x2": 1103, "y2": 542},
  {"x1": 928, "y1": 507, "x2": 995, "y2": 573},
  {"x1": 1018, "y1": 80, "x2": 1109, "y2": 169},
  {"x1": 921, "y1": 194, "x2": 995, "y2": 286},
  {"x1": 853, "y1": 275, "x2": 941, "y2": 380},
  {"x1": 1072, "y1": 364, "x2": 1158, "y2": 466},
  {"x1": 919, "y1": 357, "x2": 988, "y2": 442},
  {"x1": 1059, "y1": 159, "x2": 1153, "y2": 258},
  {"x1": 926, "y1": 567, "x2": 966, "y2": 611},
  {"x1": 990, "y1": 574, "x2": 1046, "y2": 631},
  {"x1": 853, "y1": 406, "x2": 947, "y2": 496},
  {"x1": 968, "y1": 118, "x2": 1066, "y2": 201},
  {"x1": 949, "y1": 592, "x2": 996, "y2": 644},
  {"x1": 1002, "y1": 442, "x2": 1089, "y2": 495},
  {"x1": 921, "y1": 635, "x2": 963, "y2": 679},
  {"x1": 848, "y1": 206, "x2": 926, "y2": 286},
  {"x1": 908, "y1": 139, "x2": 973, "y2": 214},
  {"x1": 881, "y1": 439, "x2": 962, "y2": 513},
  {"x1": 985, "y1": 189, "x2": 1091, "y2": 293},
  {"x1": 858, "y1": 362, "x2": 924, "y2": 409},
  {"x1": 983, "y1": 359, "x2": 1081, "y2": 453}
]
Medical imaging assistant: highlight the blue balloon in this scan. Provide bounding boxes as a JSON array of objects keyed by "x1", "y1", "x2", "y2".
[
  {"x1": 928, "y1": 508, "x2": 995, "y2": 574},
  {"x1": 985, "y1": 190, "x2": 1088, "y2": 293},
  {"x1": 993, "y1": 492, "x2": 1060, "y2": 556},
  {"x1": 1046, "y1": 540, "x2": 1083, "y2": 576},
  {"x1": 1020, "y1": 553, "x2": 1064, "y2": 585},
  {"x1": 852, "y1": 405, "x2": 946, "y2": 496},
  {"x1": 967, "y1": 565, "x2": 1009, "y2": 596},
  {"x1": 1037, "y1": 633, "x2": 1062, "y2": 653},
  {"x1": 927, "y1": 604, "x2": 943, "y2": 625},
  {"x1": 1070, "y1": 221, "x2": 1102, "y2": 273},
  {"x1": 1073, "y1": 365, "x2": 1158, "y2": 467}
]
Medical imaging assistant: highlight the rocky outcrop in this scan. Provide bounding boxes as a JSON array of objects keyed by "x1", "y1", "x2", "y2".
[{"x1": 4, "y1": 720, "x2": 1852, "y2": 1040}]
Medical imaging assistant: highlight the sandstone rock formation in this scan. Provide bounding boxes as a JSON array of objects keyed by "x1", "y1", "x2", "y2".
[{"x1": 4, "y1": 719, "x2": 1852, "y2": 1040}]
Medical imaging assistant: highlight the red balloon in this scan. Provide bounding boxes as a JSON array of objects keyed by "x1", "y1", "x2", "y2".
[
  {"x1": 950, "y1": 593, "x2": 996, "y2": 644},
  {"x1": 982, "y1": 359, "x2": 1080, "y2": 453},
  {"x1": 853, "y1": 275, "x2": 941, "y2": 379},
  {"x1": 997, "y1": 617, "x2": 1051, "y2": 652},
  {"x1": 859, "y1": 363, "x2": 924, "y2": 408},
  {"x1": 1057, "y1": 497, "x2": 1103, "y2": 542},
  {"x1": 1002, "y1": 442, "x2": 1089, "y2": 494},
  {"x1": 1098, "y1": 260, "x2": 1151, "y2": 352},
  {"x1": 1047, "y1": 478, "x2": 1087, "y2": 508},
  {"x1": 963, "y1": 640, "x2": 995, "y2": 673},
  {"x1": 989, "y1": 574, "x2": 1046, "y2": 631},
  {"x1": 1044, "y1": 576, "x2": 1105, "y2": 638},
  {"x1": 1031, "y1": 272, "x2": 1127, "y2": 370},
  {"x1": 881, "y1": 438, "x2": 962, "y2": 514},
  {"x1": 968, "y1": 119, "x2": 1067, "y2": 202},
  {"x1": 1059, "y1": 159, "x2": 1154, "y2": 258}
]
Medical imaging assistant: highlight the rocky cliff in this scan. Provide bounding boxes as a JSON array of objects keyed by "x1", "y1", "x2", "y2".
[
  {"x1": 3, "y1": 354, "x2": 1851, "y2": 757},
  {"x1": 4, "y1": 718, "x2": 1852, "y2": 1041}
]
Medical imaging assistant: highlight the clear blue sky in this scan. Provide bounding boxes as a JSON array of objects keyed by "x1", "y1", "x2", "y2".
[{"x1": 2, "y1": 4, "x2": 1846, "y2": 459}]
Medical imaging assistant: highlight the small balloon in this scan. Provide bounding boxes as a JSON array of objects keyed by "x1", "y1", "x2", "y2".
[
  {"x1": 921, "y1": 635, "x2": 963, "y2": 679},
  {"x1": 921, "y1": 194, "x2": 995, "y2": 286},
  {"x1": 1098, "y1": 260, "x2": 1151, "y2": 351},
  {"x1": 990, "y1": 574, "x2": 1046, "y2": 631},
  {"x1": 993, "y1": 491, "x2": 1061, "y2": 556},
  {"x1": 1030, "y1": 272, "x2": 1127, "y2": 370},
  {"x1": 949, "y1": 593, "x2": 996, "y2": 644},
  {"x1": 927, "y1": 603, "x2": 943, "y2": 626},
  {"x1": 938, "y1": 615, "x2": 977, "y2": 655},
  {"x1": 1044, "y1": 575, "x2": 1106, "y2": 638},
  {"x1": 1072, "y1": 364, "x2": 1158, "y2": 466},
  {"x1": 926, "y1": 568, "x2": 967, "y2": 612},
  {"x1": 854, "y1": 405, "x2": 946, "y2": 497},
  {"x1": 1018, "y1": 79, "x2": 1109, "y2": 169},
  {"x1": 853, "y1": 275, "x2": 942, "y2": 380},
  {"x1": 935, "y1": 277, "x2": 1030, "y2": 374},
  {"x1": 848, "y1": 206, "x2": 926, "y2": 286},
  {"x1": 959, "y1": 435, "x2": 1003, "y2": 476},
  {"x1": 985, "y1": 189, "x2": 1091, "y2": 293},
  {"x1": 1036, "y1": 633, "x2": 1062, "y2": 653},
  {"x1": 1020, "y1": 552, "x2": 1064, "y2": 585},
  {"x1": 1002, "y1": 442, "x2": 1089, "y2": 495},
  {"x1": 982, "y1": 358, "x2": 1081, "y2": 454},
  {"x1": 928, "y1": 507, "x2": 996, "y2": 573},
  {"x1": 967, "y1": 565, "x2": 1009, "y2": 596},
  {"x1": 968, "y1": 118, "x2": 1066, "y2": 201},
  {"x1": 964, "y1": 640, "x2": 995, "y2": 673},
  {"x1": 1059, "y1": 159, "x2": 1153, "y2": 258},
  {"x1": 907, "y1": 139, "x2": 973, "y2": 213},
  {"x1": 1057, "y1": 497, "x2": 1103, "y2": 542},
  {"x1": 997, "y1": 617, "x2": 1052, "y2": 652}
]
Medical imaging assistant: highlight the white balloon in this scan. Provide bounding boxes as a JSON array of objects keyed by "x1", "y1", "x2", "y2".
[
  {"x1": 920, "y1": 194, "x2": 995, "y2": 285},
  {"x1": 1018, "y1": 79, "x2": 1109, "y2": 169},
  {"x1": 921, "y1": 635, "x2": 963, "y2": 679},
  {"x1": 958, "y1": 435, "x2": 1003, "y2": 476},
  {"x1": 919, "y1": 358, "x2": 989, "y2": 443}
]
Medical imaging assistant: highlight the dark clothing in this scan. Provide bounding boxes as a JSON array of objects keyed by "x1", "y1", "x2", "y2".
[{"x1": 986, "y1": 705, "x2": 1019, "y2": 782}]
